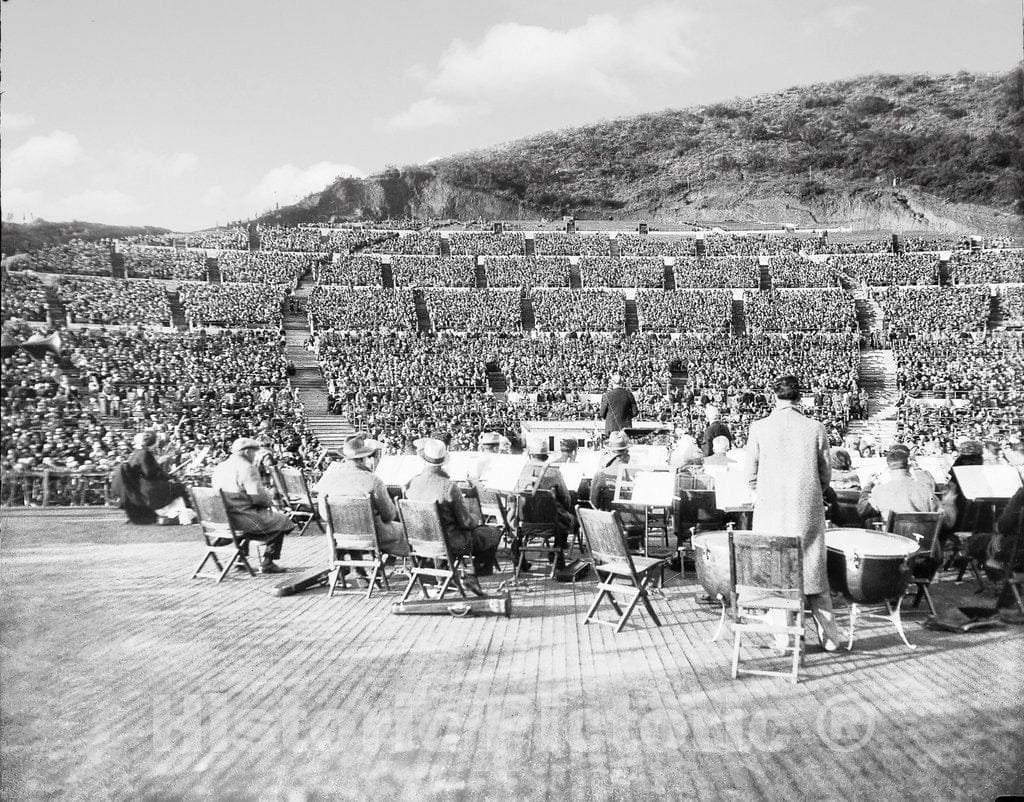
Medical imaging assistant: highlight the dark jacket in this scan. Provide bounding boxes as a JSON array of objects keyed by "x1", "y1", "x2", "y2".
[{"x1": 599, "y1": 387, "x2": 639, "y2": 434}]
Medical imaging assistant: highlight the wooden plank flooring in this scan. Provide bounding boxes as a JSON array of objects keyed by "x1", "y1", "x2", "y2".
[{"x1": 1, "y1": 508, "x2": 1022, "y2": 801}]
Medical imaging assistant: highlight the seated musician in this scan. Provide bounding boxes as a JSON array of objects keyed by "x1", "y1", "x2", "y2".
[
  {"x1": 514, "y1": 436, "x2": 576, "y2": 571},
  {"x1": 122, "y1": 431, "x2": 193, "y2": 525},
  {"x1": 404, "y1": 437, "x2": 501, "y2": 582},
  {"x1": 589, "y1": 431, "x2": 644, "y2": 547},
  {"x1": 856, "y1": 449, "x2": 946, "y2": 529},
  {"x1": 993, "y1": 473, "x2": 1024, "y2": 617},
  {"x1": 315, "y1": 433, "x2": 409, "y2": 567},
  {"x1": 703, "y1": 435, "x2": 736, "y2": 468},
  {"x1": 550, "y1": 438, "x2": 578, "y2": 465},
  {"x1": 470, "y1": 431, "x2": 501, "y2": 481},
  {"x1": 211, "y1": 437, "x2": 294, "y2": 574}
]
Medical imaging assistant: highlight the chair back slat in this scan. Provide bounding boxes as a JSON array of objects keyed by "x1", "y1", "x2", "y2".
[
  {"x1": 885, "y1": 511, "x2": 942, "y2": 557},
  {"x1": 189, "y1": 486, "x2": 235, "y2": 542},
  {"x1": 577, "y1": 506, "x2": 630, "y2": 564},
  {"x1": 279, "y1": 467, "x2": 311, "y2": 499},
  {"x1": 519, "y1": 487, "x2": 558, "y2": 526},
  {"x1": 324, "y1": 494, "x2": 378, "y2": 552},
  {"x1": 730, "y1": 532, "x2": 803, "y2": 600},
  {"x1": 398, "y1": 499, "x2": 451, "y2": 561}
]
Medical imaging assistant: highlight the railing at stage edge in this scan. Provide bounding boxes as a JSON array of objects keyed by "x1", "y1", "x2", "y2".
[{"x1": 0, "y1": 470, "x2": 213, "y2": 508}]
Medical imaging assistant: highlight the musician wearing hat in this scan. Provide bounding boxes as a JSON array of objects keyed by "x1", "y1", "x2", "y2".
[
  {"x1": 211, "y1": 436, "x2": 294, "y2": 574},
  {"x1": 470, "y1": 430, "x2": 501, "y2": 481},
  {"x1": 404, "y1": 437, "x2": 502, "y2": 579},
  {"x1": 315, "y1": 433, "x2": 408, "y2": 557},
  {"x1": 514, "y1": 436, "x2": 576, "y2": 570},
  {"x1": 599, "y1": 374, "x2": 639, "y2": 435},
  {"x1": 589, "y1": 431, "x2": 631, "y2": 511}
]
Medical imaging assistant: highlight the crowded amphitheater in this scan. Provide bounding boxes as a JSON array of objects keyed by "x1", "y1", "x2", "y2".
[{"x1": 4, "y1": 225, "x2": 1020, "y2": 492}]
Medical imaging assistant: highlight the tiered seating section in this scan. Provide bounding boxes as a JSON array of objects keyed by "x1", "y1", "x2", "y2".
[{"x1": 4, "y1": 227, "x2": 1022, "y2": 479}]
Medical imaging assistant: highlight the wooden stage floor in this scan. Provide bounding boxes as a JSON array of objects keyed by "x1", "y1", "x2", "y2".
[{"x1": 1, "y1": 508, "x2": 1022, "y2": 801}]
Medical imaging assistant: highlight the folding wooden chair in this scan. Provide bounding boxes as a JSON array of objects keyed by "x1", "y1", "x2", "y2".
[
  {"x1": 272, "y1": 466, "x2": 324, "y2": 536},
  {"x1": 323, "y1": 494, "x2": 390, "y2": 598},
  {"x1": 514, "y1": 487, "x2": 562, "y2": 580},
  {"x1": 886, "y1": 510, "x2": 944, "y2": 616},
  {"x1": 469, "y1": 478, "x2": 513, "y2": 540},
  {"x1": 729, "y1": 532, "x2": 805, "y2": 684},
  {"x1": 398, "y1": 499, "x2": 469, "y2": 602},
  {"x1": 189, "y1": 486, "x2": 256, "y2": 582},
  {"x1": 577, "y1": 506, "x2": 665, "y2": 632}
]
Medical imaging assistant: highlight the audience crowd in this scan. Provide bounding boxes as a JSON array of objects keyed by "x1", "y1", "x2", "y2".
[
  {"x1": 745, "y1": 289, "x2": 857, "y2": 333},
  {"x1": 875, "y1": 286, "x2": 991, "y2": 334},
  {"x1": 308, "y1": 287, "x2": 415, "y2": 331},
  {"x1": 482, "y1": 257, "x2": 569, "y2": 288},
  {"x1": 637, "y1": 290, "x2": 732, "y2": 333},
  {"x1": 123, "y1": 246, "x2": 208, "y2": 280},
  {"x1": 832, "y1": 253, "x2": 938, "y2": 286},
  {"x1": 2, "y1": 274, "x2": 49, "y2": 322},
  {"x1": 532, "y1": 289, "x2": 625, "y2": 332},
  {"x1": 424, "y1": 289, "x2": 522, "y2": 331},
  {"x1": 580, "y1": 257, "x2": 663, "y2": 288},
  {"x1": 950, "y1": 250, "x2": 1024, "y2": 285},
  {"x1": 391, "y1": 256, "x2": 476, "y2": 287},
  {"x1": 313, "y1": 256, "x2": 383, "y2": 286},
  {"x1": 58, "y1": 277, "x2": 171, "y2": 326},
  {"x1": 1, "y1": 328, "x2": 319, "y2": 479},
  {"x1": 769, "y1": 255, "x2": 840, "y2": 288},
  {"x1": 218, "y1": 250, "x2": 320, "y2": 285},
  {"x1": 178, "y1": 282, "x2": 287, "y2": 327},
  {"x1": 674, "y1": 258, "x2": 758, "y2": 288}
]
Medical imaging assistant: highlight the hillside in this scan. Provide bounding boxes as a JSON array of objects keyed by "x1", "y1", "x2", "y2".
[
  {"x1": 266, "y1": 67, "x2": 1024, "y2": 235},
  {"x1": 1, "y1": 220, "x2": 169, "y2": 256}
]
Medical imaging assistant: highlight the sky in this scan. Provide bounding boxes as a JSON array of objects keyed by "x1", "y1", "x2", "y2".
[{"x1": 1, "y1": 0, "x2": 1021, "y2": 232}]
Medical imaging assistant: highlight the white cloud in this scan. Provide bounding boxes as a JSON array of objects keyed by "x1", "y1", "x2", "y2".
[
  {"x1": 1, "y1": 130, "x2": 83, "y2": 186},
  {"x1": 823, "y1": 5, "x2": 868, "y2": 29},
  {"x1": 244, "y1": 161, "x2": 366, "y2": 211},
  {"x1": 380, "y1": 97, "x2": 482, "y2": 131},
  {"x1": 115, "y1": 148, "x2": 198, "y2": 178},
  {"x1": 385, "y1": 2, "x2": 696, "y2": 128},
  {"x1": 0, "y1": 112, "x2": 36, "y2": 133}
]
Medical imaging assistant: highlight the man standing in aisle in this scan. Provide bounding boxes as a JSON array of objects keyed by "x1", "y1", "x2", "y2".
[
  {"x1": 599, "y1": 374, "x2": 639, "y2": 435},
  {"x1": 745, "y1": 376, "x2": 842, "y2": 651}
]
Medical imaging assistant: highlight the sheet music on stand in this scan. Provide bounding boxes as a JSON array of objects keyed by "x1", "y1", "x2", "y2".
[
  {"x1": 555, "y1": 463, "x2": 586, "y2": 493},
  {"x1": 701, "y1": 465, "x2": 754, "y2": 509},
  {"x1": 915, "y1": 455, "x2": 952, "y2": 484},
  {"x1": 627, "y1": 445, "x2": 669, "y2": 470},
  {"x1": 479, "y1": 454, "x2": 528, "y2": 494},
  {"x1": 952, "y1": 465, "x2": 1022, "y2": 500},
  {"x1": 613, "y1": 470, "x2": 674, "y2": 506},
  {"x1": 575, "y1": 449, "x2": 602, "y2": 478},
  {"x1": 375, "y1": 455, "x2": 422, "y2": 487},
  {"x1": 445, "y1": 451, "x2": 482, "y2": 482}
]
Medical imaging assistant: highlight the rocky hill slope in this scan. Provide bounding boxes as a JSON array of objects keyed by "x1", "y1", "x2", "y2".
[{"x1": 265, "y1": 67, "x2": 1023, "y2": 235}]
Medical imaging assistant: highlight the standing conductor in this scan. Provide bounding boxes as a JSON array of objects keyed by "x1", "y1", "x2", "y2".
[
  {"x1": 745, "y1": 375, "x2": 841, "y2": 651},
  {"x1": 599, "y1": 374, "x2": 639, "y2": 434}
]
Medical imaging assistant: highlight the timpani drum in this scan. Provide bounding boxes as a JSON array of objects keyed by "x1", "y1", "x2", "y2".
[
  {"x1": 825, "y1": 528, "x2": 918, "y2": 605},
  {"x1": 692, "y1": 530, "x2": 746, "y2": 601}
]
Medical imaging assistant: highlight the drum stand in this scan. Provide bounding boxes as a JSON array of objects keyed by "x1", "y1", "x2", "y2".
[{"x1": 846, "y1": 595, "x2": 916, "y2": 651}]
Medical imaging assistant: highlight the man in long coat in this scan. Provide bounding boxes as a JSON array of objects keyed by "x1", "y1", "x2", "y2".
[{"x1": 745, "y1": 376, "x2": 841, "y2": 650}]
